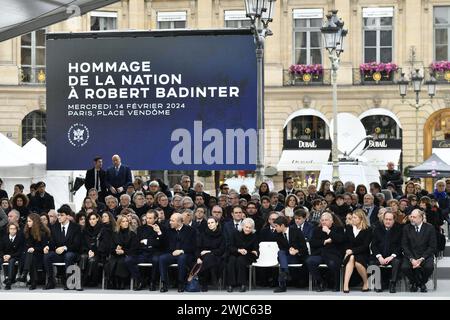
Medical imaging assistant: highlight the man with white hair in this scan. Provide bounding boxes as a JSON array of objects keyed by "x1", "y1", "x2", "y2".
[
  {"x1": 401, "y1": 209, "x2": 437, "y2": 293},
  {"x1": 381, "y1": 161, "x2": 403, "y2": 196},
  {"x1": 105, "y1": 154, "x2": 132, "y2": 197},
  {"x1": 159, "y1": 212, "x2": 196, "y2": 293},
  {"x1": 7, "y1": 209, "x2": 20, "y2": 225},
  {"x1": 191, "y1": 181, "x2": 210, "y2": 204},
  {"x1": 117, "y1": 194, "x2": 131, "y2": 212}
]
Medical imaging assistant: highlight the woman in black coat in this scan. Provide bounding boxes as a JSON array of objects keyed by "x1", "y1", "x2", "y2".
[
  {"x1": 17, "y1": 213, "x2": 50, "y2": 290},
  {"x1": 98, "y1": 212, "x2": 115, "y2": 261},
  {"x1": 342, "y1": 209, "x2": 372, "y2": 293},
  {"x1": 106, "y1": 215, "x2": 138, "y2": 289},
  {"x1": 80, "y1": 212, "x2": 102, "y2": 286},
  {"x1": 196, "y1": 217, "x2": 225, "y2": 291},
  {"x1": 226, "y1": 218, "x2": 259, "y2": 293},
  {"x1": 11, "y1": 193, "x2": 29, "y2": 227}
]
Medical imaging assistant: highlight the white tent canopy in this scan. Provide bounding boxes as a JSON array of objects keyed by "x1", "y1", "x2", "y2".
[
  {"x1": 0, "y1": 132, "x2": 32, "y2": 177},
  {"x1": 23, "y1": 138, "x2": 46, "y2": 165},
  {"x1": 2, "y1": 136, "x2": 86, "y2": 211}
]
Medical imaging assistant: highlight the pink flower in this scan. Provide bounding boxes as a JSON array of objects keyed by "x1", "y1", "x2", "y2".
[
  {"x1": 430, "y1": 61, "x2": 450, "y2": 72},
  {"x1": 289, "y1": 64, "x2": 323, "y2": 75},
  {"x1": 359, "y1": 62, "x2": 398, "y2": 74}
]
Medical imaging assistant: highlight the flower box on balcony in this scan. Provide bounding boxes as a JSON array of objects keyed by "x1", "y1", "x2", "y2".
[
  {"x1": 359, "y1": 62, "x2": 398, "y2": 83},
  {"x1": 430, "y1": 61, "x2": 450, "y2": 82},
  {"x1": 289, "y1": 64, "x2": 323, "y2": 84}
]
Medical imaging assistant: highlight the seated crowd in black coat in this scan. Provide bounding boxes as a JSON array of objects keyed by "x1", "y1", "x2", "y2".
[{"x1": 0, "y1": 175, "x2": 445, "y2": 294}]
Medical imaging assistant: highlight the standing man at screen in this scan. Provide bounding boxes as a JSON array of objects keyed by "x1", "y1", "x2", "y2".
[
  {"x1": 105, "y1": 154, "x2": 132, "y2": 198},
  {"x1": 85, "y1": 156, "x2": 107, "y2": 203}
]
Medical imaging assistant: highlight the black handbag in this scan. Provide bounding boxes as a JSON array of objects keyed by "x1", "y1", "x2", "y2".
[{"x1": 185, "y1": 263, "x2": 202, "y2": 292}]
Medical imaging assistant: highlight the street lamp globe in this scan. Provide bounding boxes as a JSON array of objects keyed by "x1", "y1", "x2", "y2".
[
  {"x1": 426, "y1": 74, "x2": 437, "y2": 99},
  {"x1": 336, "y1": 28, "x2": 348, "y2": 56},
  {"x1": 411, "y1": 69, "x2": 423, "y2": 93},
  {"x1": 245, "y1": 0, "x2": 267, "y2": 18},
  {"x1": 320, "y1": 14, "x2": 340, "y2": 53},
  {"x1": 398, "y1": 73, "x2": 409, "y2": 99},
  {"x1": 261, "y1": 0, "x2": 275, "y2": 24}
]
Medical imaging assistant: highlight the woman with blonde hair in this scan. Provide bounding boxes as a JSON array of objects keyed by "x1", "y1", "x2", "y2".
[
  {"x1": 105, "y1": 214, "x2": 138, "y2": 289},
  {"x1": 342, "y1": 209, "x2": 372, "y2": 293}
]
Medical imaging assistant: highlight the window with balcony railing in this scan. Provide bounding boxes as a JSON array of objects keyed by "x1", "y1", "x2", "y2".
[
  {"x1": 434, "y1": 6, "x2": 450, "y2": 61},
  {"x1": 363, "y1": 7, "x2": 394, "y2": 63},
  {"x1": 293, "y1": 9, "x2": 323, "y2": 66},
  {"x1": 20, "y1": 29, "x2": 46, "y2": 84}
]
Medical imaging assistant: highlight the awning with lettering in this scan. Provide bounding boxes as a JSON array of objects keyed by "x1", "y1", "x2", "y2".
[
  {"x1": 277, "y1": 150, "x2": 331, "y2": 171},
  {"x1": 358, "y1": 149, "x2": 402, "y2": 170}
]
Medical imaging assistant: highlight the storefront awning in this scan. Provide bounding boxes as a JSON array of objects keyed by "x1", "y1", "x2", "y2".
[
  {"x1": 283, "y1": 108, "x2": 330, "y2": 129},
  {"x1": 0, "y1": 0, "x2": 120, "y2": 42},
  {"x1": 358, "y1": 149, "x2": 402, "y2": 170},
  {"x1": 359, "y1": 108, "x2": 402, "y2": 129},
  {"x1": 277, "y1": 150, "x2": 331, "y2": 171}
]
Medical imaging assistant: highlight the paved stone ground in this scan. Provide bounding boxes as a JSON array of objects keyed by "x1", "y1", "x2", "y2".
[{"x1": 0, "y1": 280, "x2": 449, "y2": 300}]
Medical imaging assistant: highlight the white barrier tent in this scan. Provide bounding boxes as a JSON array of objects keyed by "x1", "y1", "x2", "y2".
[{"x1": 1, "y1": 136, "x2": 86, "y2": 211}]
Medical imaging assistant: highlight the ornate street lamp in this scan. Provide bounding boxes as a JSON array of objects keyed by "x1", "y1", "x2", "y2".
[
  {"x1": 244, "y1": 0, "x2": 276, "y2": 189},
  {"x1": 320, "y1": 10, "x2": 347, "y2": 182},
  {"x1": 397, "y1": 69, "x2": 437, "y2": 165}
]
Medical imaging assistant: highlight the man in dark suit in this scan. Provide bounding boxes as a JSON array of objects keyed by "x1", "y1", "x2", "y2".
[
  {"x1": 292, "y1": 208, "x2": 313, "y2": 241},
  {"x1": 85, "y1": 156, "x2": 107, "y2": 203},
  {"x1": 28, "y1": 181, "x2": 55, "y2": 213},
  {"x1": 371, "y1": 211, "x2": 402, "y2": 293},
  {"x1": 127, "y1": 210, "x2": 164, "y2": 291},
  {"x1": 105, "y1": 154, "x2": 132, "y2": 198},
  {"x1": 43, "y1": 205, "x2": 82, "y2": 290},
  {"x1": 362, "y1": 194, "x2": 380, "y2": 226},
  {"x1": 401, "y1": 209, "x2": 437, "y2": 293},
  {"x1": 306, "y1": 211, "x2": 345, "y2": 292},
  {"x1": 1, "y1": 222, "x2": 24, "y2": 289},
  {"x1": 273, "y1": 216, "x2": 308, "y2": 292},
  {"x1": 180, "y1": 175, "x2": 196, "y2": 199},
  {"x1": 278, "y1": 176, "x2": 297, "y2": 198},
  {"x1": 159, "y1": 212, "x2": 196, "y2": 292},
  {"x1": 259, "y1": 212, "x2": 279, "y2": 242},
  {"x1": 223, "y1": 205, "x2": 245, "y2": 246}
]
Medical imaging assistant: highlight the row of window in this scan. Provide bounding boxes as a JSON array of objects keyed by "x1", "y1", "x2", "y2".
[{"x1": 19, "y1": 7, "x2": 450, "y2": 83}]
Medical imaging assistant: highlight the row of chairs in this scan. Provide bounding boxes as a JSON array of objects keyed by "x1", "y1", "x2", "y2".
[
  {"x1": 249, "y1": 242, "x2": 438, "y2": 292},
  {"x1": 0, "y1": 244, "x2": 439, "y2": 292}
]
